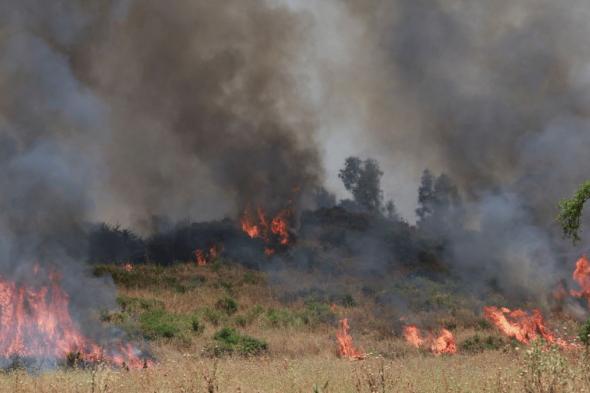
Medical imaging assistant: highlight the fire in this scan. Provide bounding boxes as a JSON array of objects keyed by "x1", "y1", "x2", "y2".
[
  {"x1": 571, "y1": 255, "x2": 590, "y2": 305},
  {"x1": 431, "y1": 329, "x2": 457, "y2": 355},
  {"x1": 194, "y1": 244, "x2": 222, "y2": 266},
  {"x1": 336, "y1": 318, "x2": 365, "y2": 360},
  {"x1": 403, "y1": 325, "x2": 425, "y2": 348},
  {"x1": 403, "y1": 325, "x2": 456, "y2": 355},
  {"x1": 483, "y1": 306, "x2": 575, "y2": 349},
  {"x1": 240, "y1": 206, "x2": 293, "y2": 254},
  {"x1": 0, "y1": 268, "x2": 150, "y2": 368},
  {"x1": 123, "y1": 263, "x2": 133, "y2": 272}
]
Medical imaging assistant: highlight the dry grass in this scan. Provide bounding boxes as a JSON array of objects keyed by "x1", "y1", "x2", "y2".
[
  {"x1": 2, "y1": 263, "x2": 588, "y2": 392},
  {"x1": 4, "y1": 351, "x2": 590, "y2": 393}
]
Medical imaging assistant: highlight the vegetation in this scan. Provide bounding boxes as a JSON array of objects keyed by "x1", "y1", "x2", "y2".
[
  {"x1": 558, "y1": 180, "x2": 590, "y2": 242},
  {"x1": 208, "y1": 327, "x2": 268, "y2": 357}
]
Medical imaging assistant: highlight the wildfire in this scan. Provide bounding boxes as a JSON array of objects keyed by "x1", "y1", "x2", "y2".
[
  {"x1": 571, "y1": 255, "x2": 590, "y2": 305},
  {"x1": 336, "y1": 318, "x2": 365, "y2": 360},
  {"x1": 483, "y1": 306, "x2": 575, "y2": 349},
  {"x1": 0, "y1": 268, "x2": 150, "y2": 368},
  {"x1": 240, "y1": 206, "x2": 293, "y2": 254},
  {"x1": 195, "y1": 244, "x2": 222, "y2": 266},
  {"x1": 123, "y1": 263, "x2": 134, "y2": 272},
  {"x1": 402, "y1": 325, "x2": 457, "y2": 355}
]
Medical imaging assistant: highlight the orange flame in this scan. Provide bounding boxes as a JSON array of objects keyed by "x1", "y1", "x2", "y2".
[
  {"x1": 403, "y1": 325, "x2": 425, "y2": 348},
  {"x1": 123, "y1": 263, "x2": 133, "y2": 272},
  {"x1": 403, "y1": 325, "x2": 456, "y2": 355},
  {"x1": 240, "y1": 206, "x2": 293, "y2": 254},
  {"x1": 0, "y1": 269, "x2": 150, "y2": 368},
  {"x1": 483, "y1": 306, "x2": 575, "y2": 349},
  {"x1": 571, "y1": 256, "x2": 590, "y2": 306},
  {"x1": 336, "y1": 319, "x2": 365, "y2": 360},
  {"x1": 194, "y1": 244, "x2": 222, "y2": 266}
]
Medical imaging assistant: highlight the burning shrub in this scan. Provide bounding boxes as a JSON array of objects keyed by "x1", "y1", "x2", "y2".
[
  {"x1": 215, "y1": 297, "x2": 238, "y2": 315},
  {"x1": 208, "y1": 327, "x2": 268, "y2": 357}
]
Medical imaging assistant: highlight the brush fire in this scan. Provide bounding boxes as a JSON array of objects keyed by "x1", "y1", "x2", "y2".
[
  {"x1": 0, "y1": 266, "x2": 149, "y2": 369},
  {"x1": 240, "y1": 207, "x2": 294, "y2": 255},
  {"x1": 336, "y1": 319, "x2": 366, "y2": 360},
  {"x1": 483, "y1": 306, "x2": 576, "y2": 349},
  {"x1": 403, "y1": 325, "x2": 457, "y2": 355}
]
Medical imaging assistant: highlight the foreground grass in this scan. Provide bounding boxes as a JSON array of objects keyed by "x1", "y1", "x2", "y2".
[
  {"x1": 3, "y1": 350, "x2": 590, "y2": 393},
  {"x1": 2, "y1": 262, "x2": 586, "y2": 392}
]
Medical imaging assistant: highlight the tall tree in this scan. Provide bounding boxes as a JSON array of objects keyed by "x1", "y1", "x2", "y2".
[{"x1": 338, "y1": 157, "x2": 384, "y2": 213}]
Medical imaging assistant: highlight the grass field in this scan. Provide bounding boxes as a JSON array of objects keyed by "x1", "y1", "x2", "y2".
[{"x1": 2, "y1": 262, "x2": 588, "y2": 393}]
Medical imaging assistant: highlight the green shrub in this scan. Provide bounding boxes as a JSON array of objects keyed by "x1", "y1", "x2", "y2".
[
  {"x1": 117, "y1": 295, "x2": 164, "y2": 314},
  {"x1": 139, "y1": 309, "x2": 204, "y2": 340},
  {"x1": 208, "y1": 327, "x2": 268, "y2": 357},
  {"x1": 140, "y1": 309, "x2": 180, "y2": 339},
  {"x1": 265, "y1": 308, "x2": 304, "y2": 328},
  {"x1": 302, "y1": 302, "x2": 336, "y2": 326},
  {"x1": 203, "y1": 308, "x2": 225, "y2": 326},
  {"x1": 216, "y1": 297, "x2": 238, "y2": 315},
  {"x1": 460, "y1": 335, "x2": 505, "y2": 353},
  {"x1": 191, "y1": 317, "x2": 204, "y2": 334},
  {"x1": 579, "y1": 318, "x2": 590, "y2": 346}
]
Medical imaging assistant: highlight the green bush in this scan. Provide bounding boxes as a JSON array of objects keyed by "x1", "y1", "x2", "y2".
[
  {"x1": 579, "y1": 318, "x2": 590, "y2": 346},
  {"x1": 139, "y1": 309, "x2": 204, "y2": 340},
  {"x1": 302, "y1": 302, "x2": 336, "y2": 326},
  {"x1": 140, "y1": 309, "x2": 180, "y2": 339},
  {"x1": 203, "y1": 308, "x2": 225, "y2": 326},
  {"x1": 216, "y1": 297, "x2": 238, "y2": 315},
  {"x1": 117, "y1": 295, "x2": 164, "y2": 314},
  {"x1": 460, "y1": 335, "x2": 506, "y2": 353},
  {"x1": 208, "y1": 327, "x2": 268, "y2": 357}
]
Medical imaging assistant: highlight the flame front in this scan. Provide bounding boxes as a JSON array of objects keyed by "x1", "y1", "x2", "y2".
[
  {"x1": 571, "y1": 256, "x2": 590, "y2": 305},
  {"x1": 403, "y1": 325, "x2": 424, "y2": 348},
  {"x1": 240, "y1": 206, "x2": 293, "y2": 254},
  {"x1": 403, "y1": 325, "x2": 456, "y2": 355},
  {"x1": 0, "y1": 272, "x2": 149, "y2": 368},
  {"x1": 336, "y1": 318, "x2": 365, "y2": 360},
  {"x1": 483, "y1": 306, "x2": 574, "y2": 349}
]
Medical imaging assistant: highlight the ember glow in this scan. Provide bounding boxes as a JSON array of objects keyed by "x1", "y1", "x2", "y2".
[
  {"x1": 571, "y1": 256, "x2": 590, "y2": 306},
  {"x1": 0, "y1": 269, "x2": 149, "y2": 368},
  {"x1": 195, "y1": 244, "x2": 222, "y2": 266},
  {"x1": 336, "y1": 318, "x2": 365, "y2": 360},
  {"x1": 483, "y1": 306, "x2": 575, "y2": 349},
  {"x1": 240, "y1": 207, "x2": 293, "y2": 254},
  {"x1": 403, "y1": 325, "x2": 457, "y2": 355}
]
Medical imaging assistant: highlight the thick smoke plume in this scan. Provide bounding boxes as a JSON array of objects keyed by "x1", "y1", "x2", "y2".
[
  {"x1": 0, "y1": 0, "x2": 321, "y2": 359},
  {"x1": 278, "y1": 0, "x2": 590, "y2": 299}
]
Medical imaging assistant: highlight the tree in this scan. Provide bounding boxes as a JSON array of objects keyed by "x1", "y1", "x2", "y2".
[
  {"x1": 558, "y1": 181, "x2": 590, "y2": 243},
  {"x1": 416, "y1": 170, "x2": 462, "y2": 232},
  {"x1": 338, "y1": 157, "x2": 384, "y2": 213},
  {"x1": 416, "y1": 169, "x2": 434, "y2": 222}
]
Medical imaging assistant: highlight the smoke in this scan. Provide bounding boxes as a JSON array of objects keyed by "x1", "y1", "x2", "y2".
[
  {"x1": 0, "y1": 0, "x2": 324, "y2": 360},
  {"x1": 3, "y1": 0, "x2": 590, "y2": 316},
  {"x1": 275, "y1": 0, "x2": 590, "y2": 298}
]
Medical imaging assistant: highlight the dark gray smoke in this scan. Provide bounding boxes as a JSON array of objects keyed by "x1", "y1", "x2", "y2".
[
  {"x1": 306, "y1": 0, "x2": 590, "y2": 299},
  {"x1": 0, "y1": 0, "x2": 322, "y2": 359}
]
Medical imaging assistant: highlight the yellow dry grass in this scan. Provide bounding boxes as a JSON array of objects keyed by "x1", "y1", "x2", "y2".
[{"x1": 0, "y1": 263, "x2": 587, "y2": 392}]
